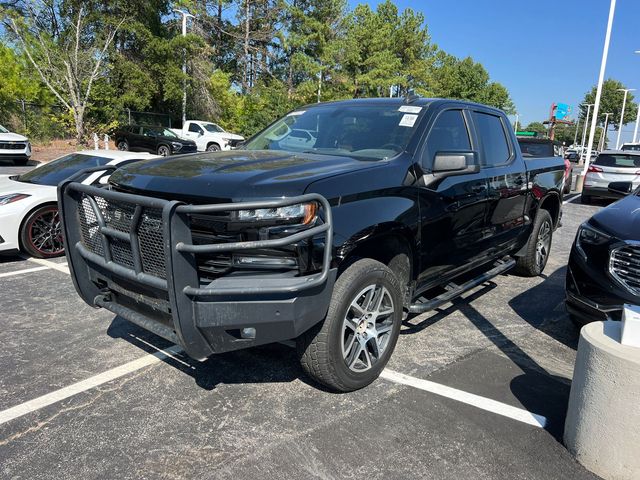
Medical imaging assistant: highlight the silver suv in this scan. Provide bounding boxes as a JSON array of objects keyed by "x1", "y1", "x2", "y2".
[{"x1": 581, "y1": 150, "x2": 640, "y2": 204}]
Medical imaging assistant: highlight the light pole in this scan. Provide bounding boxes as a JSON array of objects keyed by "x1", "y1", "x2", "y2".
[
  {"x1": 579, "y1": 0, "x2": 616, "y2": 181},
  {"x1": 580, "y1": 103, "x2": 594, "y2": 159},
  {"x1": 513, "y1": 113, "x2": 519, "y2": 132},
  {"x1": 573, "y1": 117, "x2": 580, "y2": 147},
  {"x1": 174, "y1": 9, "x2": 194, "y2": 126},
  {"x1": 599, "y1": 112, "x2": 613, "y2": 151},
  {"x1": 615, "y1": 88, "x2": 635, "y2": 149}
]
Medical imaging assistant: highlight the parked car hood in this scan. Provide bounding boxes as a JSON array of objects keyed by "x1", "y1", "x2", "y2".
[
  {"x1": 0, "y1": 132, "x2": 28, "y2": 142},
  {"x1": 590, "y1": 194, "x2": 640, "y2": 241},
  {"x1": 108, "y1": 150, "x2": 383, "y2": 201}
]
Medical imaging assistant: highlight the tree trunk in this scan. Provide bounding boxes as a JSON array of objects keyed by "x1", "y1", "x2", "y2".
[
  {"x1": 73, "y1": 105, "x2": 85, "y2": 145},
  {"x1": 242, "y1": 0, "x2": 250, "y2": 93}
]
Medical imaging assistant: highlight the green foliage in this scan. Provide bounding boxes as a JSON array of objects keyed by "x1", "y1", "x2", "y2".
[
  {"x1": 582, "y1": 79, "x2": 638, "y2": 130},
  {"x1": 1, "y1": 0, "x2": 516, "y2": 139}
]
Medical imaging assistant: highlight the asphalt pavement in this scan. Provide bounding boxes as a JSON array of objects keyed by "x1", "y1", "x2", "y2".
[{"x1": 0, "y1": 163, "x2": 603, "y2": 479}]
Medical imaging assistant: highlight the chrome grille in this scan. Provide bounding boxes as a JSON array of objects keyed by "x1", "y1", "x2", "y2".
[
  {"x1": 0, "y1": 142, "x2": 26, "y2": 150},
  {"x1": 77, "y1": 193, "x2": 167, "y2": 279},
  {"x1": 610, "y1": 244, "x2": 640, "y2": 297}
]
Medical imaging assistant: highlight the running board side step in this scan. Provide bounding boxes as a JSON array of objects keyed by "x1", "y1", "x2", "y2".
[{"x1": 408, "y1": 257, "x2": 516, "y2": 314}]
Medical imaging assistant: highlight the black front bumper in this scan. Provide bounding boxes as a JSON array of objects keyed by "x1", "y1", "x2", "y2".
[
  {"x1": 565, "y1": 245, "x2": 638, "y2": 325},
  {"x1": 59, "y1": 168, "x2": 335, "y2": 360}
]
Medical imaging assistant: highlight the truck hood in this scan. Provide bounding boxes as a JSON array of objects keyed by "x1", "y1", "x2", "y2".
[
  {"x1": 108, "y1": 150, "x2": 382, "y2": 201},
  {"x1": 0, "y1": 132, "x2": 28, "y2": 142},
  {"x1": 590, "y1": 194, "x2": 640, "y2": 241}
]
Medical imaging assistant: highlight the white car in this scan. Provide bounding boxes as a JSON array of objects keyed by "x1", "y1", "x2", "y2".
[
  {"x1": 582, "y1": 150, "x2": 640, "y2": 204},
  {"x1": 170, "y1": 120, "x2": 244, "y2": 152},
  {"x1": 0, "y1": 150, "x2": 157, "y2": 258},
  {"x1": 0, "y1": 124, "x2": 31, "y2": 166}
]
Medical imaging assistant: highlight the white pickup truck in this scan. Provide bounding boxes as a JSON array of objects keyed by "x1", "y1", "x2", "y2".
[
  {"x1": 170, "y1": 120, "x2": 244, "y2": 152},
  {"x1": 0, "y1": 124, "x2": 31, "y2": 165}
]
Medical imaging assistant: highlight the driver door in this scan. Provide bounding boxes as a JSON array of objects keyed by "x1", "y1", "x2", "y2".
[{"x1": 416, "y1": 107, "x2": 490, "y2": 291}]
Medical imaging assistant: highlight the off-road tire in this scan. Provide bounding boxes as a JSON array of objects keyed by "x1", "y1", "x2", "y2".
[
  {"x1": 514, "y1": 209, "x2": 553, "y2": 277},
  {"x1": 296, "y1": 259, "x2": 403, "y2": 392},
  {"x1": 206, "y1": 143, "x2": 221, "y2": 152}
]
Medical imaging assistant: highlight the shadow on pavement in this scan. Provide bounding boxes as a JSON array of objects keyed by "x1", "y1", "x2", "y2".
[
  {"x1": 107, "y1": 315, "x2": 302, "y2": 391},
  {"x1": 508, "y1": 266, "x2": 580, "y2": 351}
]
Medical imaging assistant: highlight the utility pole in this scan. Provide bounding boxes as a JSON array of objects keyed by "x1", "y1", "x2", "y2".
[
  {"x1": 599, "y1": 112, "x2": 613, "y2": 151},
  {"x1": 580, "y1": 103, "x2": 594, "y2": 159},
  {"x1": 633, "y1": 103, "x2": 640, "y2": 143},
  {"x1": 615, "y1": 88, "x2": 635, "y2": 149},
  {"x1": 580, "y1": 0, "x2": 616, "y2": 180},
  {"x1": 573, "y1": 117, "x2": 580, "y2": 146},
  {"x1": 174, "y1": 9, "x2": 194, "y2": 126},
  {"x1": 513, "y1": 113, "x2": 519, "y2": 132}
]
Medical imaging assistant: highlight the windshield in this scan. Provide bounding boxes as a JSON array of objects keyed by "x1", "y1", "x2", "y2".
[
  {"x1": 18, "y1": 153, "x2": 115, "y2": 186},
  {"x1": 594, "y1": 153, "x2": 640, "y2": 168},
  {"x1": 203, "y1": 123, "x2": 224, "y2": 133},
  {"x1": 0, "y1": 125, "x2": 8, "y2": 133},
  {"x1": 244, "y1": 104, "x2": 424, "y2": 160},
  {"x1": 145, "y1": 127, "x2": 178, "y2": 138}
]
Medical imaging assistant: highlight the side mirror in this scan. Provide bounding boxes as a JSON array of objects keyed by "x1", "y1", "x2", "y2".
[
  {"x1": 608, "y1": 181, "x2": 633, "y2": 196},
  {"x1": 432, "y1": 151, "x2": 479, "y2": 176}
]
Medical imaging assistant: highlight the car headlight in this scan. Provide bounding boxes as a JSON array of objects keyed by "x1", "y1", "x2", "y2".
[
  {"x1": 235, "y1": 202, "x2": 317, "y2": 225},
  {"x1": 0, "y1": 193, "x2": 31, "y2": 205},
  {"x1": 171, "y1": 142, "x2": 183, "y2": 149},
  {"x1": 577, "y1": 222, "x2": 610, "y2": 246}
]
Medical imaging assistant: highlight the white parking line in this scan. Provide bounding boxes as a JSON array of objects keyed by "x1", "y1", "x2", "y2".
[
  {"x1": 380, "y1": 369, "x2": 547, "y2": 428},
  {"x1": 0, "y1": 345, "x2": 183, "y2": 426},
  {"x1": 20, "y1": 255, "x2": 70, "y2": 275},
  {"x1": 0, "y1": 266, "x2": 50, "y2": 278},
  {"x1": 563, "y1": 195, "x2": 580, "y2": 205}
]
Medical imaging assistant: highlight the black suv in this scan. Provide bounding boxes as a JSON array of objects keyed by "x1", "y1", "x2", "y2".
[{"x1": 115, "y1": 125, "x2": 197, "y2": 156}]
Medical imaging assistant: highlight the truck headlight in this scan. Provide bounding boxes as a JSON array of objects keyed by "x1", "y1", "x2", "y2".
[
  {"x1": 235, "y1": 202, "x2": 317, "y2": 225},
  {"x1": 0, "y1": 193, "x2": 31, "y2": 205}
]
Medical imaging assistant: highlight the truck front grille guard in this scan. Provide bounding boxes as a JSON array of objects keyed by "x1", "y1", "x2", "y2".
[{"x1": 59, "y1": 174, "x2": 332, "y2": 296}]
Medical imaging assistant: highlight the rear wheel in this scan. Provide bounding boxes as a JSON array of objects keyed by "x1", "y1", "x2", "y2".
[
  {"x1": 157, "y1": 144, "x2": 171, "y2": 156},
  {"x1": 297, "y1": 259, "x2": 403, "y2": 392},
  {"x1": 514, "y1": 209, "x2": 553, "y2": 277},
  {"x1": 20, "y1": 205, "x2": 64, "y2": 258},
  {"x1": 116, "y1": 139, "x2": 129, "y2": 151}
]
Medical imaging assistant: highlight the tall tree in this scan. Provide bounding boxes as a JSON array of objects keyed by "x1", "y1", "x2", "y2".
[
  {"x1": 5, "y1": 2, "x2": 123, "y2": 142},
  {"x1": 581, "y1": 78, "x2": 638, "y2": 130}
]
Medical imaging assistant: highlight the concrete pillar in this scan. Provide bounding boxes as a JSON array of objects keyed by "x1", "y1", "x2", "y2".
[
  {"x1": 564, "y1": 321, "x2": 640, "y2": 479},
  {"x1": 575, "y1": 173, "x2": 585, "y2": 193}
]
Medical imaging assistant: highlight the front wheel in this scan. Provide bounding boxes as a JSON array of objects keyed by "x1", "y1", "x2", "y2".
[
  {"x1": 116, "y1": 139, "x2": 129, "y2": 151},
  {"x1": 297, "y1": 259, "x2": 403, "y2": 392},
  {"x1": 20, "y1": 205, "x2": 65, "y2": 258},
  {"x1": 514, "y1": 209, "x2": 553, "y2": 277},
  {"x1": 157, "y1": 145, "x2": 171, "y2": 156},
  {"x1": 206, "y1": 143, "x2": 220, "y2": 152}
]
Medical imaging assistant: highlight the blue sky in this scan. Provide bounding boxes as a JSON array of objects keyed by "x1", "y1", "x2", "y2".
[{"x1": 354, "y1": 0, "x2": 640, "y2": 144}]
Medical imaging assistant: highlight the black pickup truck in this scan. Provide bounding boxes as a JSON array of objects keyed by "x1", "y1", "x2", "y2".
[{"x1": 59, "y1": 98, "x2": 565, "y2": 392}]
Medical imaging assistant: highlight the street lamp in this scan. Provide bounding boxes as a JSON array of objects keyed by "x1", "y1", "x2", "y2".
[
  {"x1": 174, "y1": 9, "x2": 195, "y2": 126},
  {"x1": 513, "y1": 113, "x2": 520, "y2": 133},
  {"x1": 579, "y1": 0, "x2": 616, "y2": 180},
  {"x1": 599, "y1": 112, "x2": 613, "y2": 151},
  {"x1": 580, "y1": 103, "x2": 594, "y2": 158},
  {"x1": 616, "y1": 88, "x2": 635, "y2": 149},
  {"x1": 633, "y1": 51, "x2": 640, "y2": 142}
]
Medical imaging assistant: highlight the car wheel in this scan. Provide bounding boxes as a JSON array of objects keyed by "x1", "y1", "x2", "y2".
[
  {"x1": 20, "y1": 205, "x2": 65, "y2": 258},
  {"x1": 297, "y1": 259, "x2": 403, "y2": 392},
  {"x1": 116, "y1": 139, "x2": 129, "y2": 151},
  {"x1": 206, "y1": 143, "x2": 220, "y2": 152},
  {"x1": 157, "y1": 145, "x2": 171, "y2": 156},
  {"x1": 580, "y1": 194, "x2": 592, "y2": 205},
  {"x1": 514, "y1": 209, "x2": 553, "y2": 277}
]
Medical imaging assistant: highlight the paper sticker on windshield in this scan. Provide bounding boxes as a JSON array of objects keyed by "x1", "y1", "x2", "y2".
[
  {"x1": 399, "y1": 114, "x2": 418, "y2": 127},
  {"x1": 287, "y1": 110, "x2": 306, "y2": 116},
  {"x1": 398, "y1": 105, "x2": 422, "y2": 113}
]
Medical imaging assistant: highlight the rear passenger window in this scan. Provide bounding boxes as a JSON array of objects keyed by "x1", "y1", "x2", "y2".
[
  {"x1": 473, "y1": 112, "x2": 511, "y2": 166},
  {"x1": 425, "y1": 110, "x2": 471, "y2": 166}
]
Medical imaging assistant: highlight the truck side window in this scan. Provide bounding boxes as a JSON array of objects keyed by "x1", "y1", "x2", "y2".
[
  {"x1": 472, "y1": 112, "x2": 511, "y2": 166},
  {"x1": 188, "y1": 123, "x2": 203, "y2": 134},
  {"x1": 424, "y1": 110, "x2": 470, "y2": 167}
]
